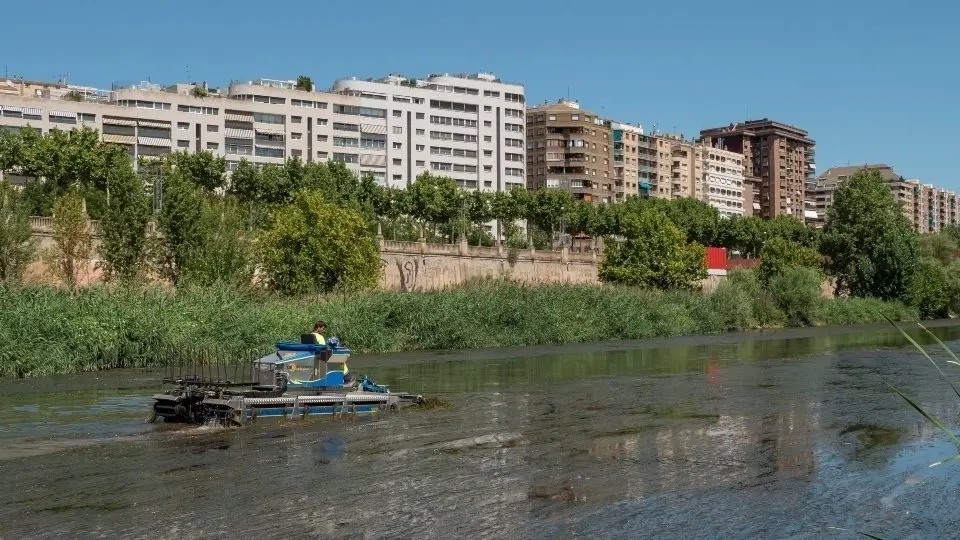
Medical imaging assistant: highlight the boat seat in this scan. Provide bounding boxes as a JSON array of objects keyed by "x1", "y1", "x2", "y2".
[{"x1": 301, "y1": 333, "x2": 319, "y2": 344}]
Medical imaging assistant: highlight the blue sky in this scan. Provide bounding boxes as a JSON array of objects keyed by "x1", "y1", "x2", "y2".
[{"x1": 2, "y1": 0, "x2": 958, "y2": 188}]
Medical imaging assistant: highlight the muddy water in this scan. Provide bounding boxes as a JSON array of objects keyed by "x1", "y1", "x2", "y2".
[{"x1": 3, "y1": 323, "x2": 960, "y2": 539}]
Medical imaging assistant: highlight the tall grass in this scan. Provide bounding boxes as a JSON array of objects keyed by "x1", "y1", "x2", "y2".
[{"x1": 0, "y1": 278, "x2": 919, "y2": 378}]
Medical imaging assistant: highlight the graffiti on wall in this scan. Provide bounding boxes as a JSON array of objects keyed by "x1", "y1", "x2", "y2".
[{"x1": 396, "y1": 258, "x2": 422, "y2": 292}]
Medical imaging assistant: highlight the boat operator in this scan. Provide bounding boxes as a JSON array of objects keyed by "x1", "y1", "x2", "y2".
[
  {"x1": 311, "y1": 320, "x2": 327, "y2": 345},
  {"x1": 311, "y1": 321, "x2": 348, "y2": 375}
]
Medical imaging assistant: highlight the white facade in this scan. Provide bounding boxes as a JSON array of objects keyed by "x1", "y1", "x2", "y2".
[
  {"x1": 0, "y1": 72, "x2": 526, "y2": 192},
  {"x1": 329, "y1": 73, "x2": 526, "y2": 191},
  {"x1": 702, "y1": 147, "x2": 746, "y2": 217}
]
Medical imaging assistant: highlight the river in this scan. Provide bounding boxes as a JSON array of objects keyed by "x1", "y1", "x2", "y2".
[{"x1": 3, "y1": 322, "x2": 960, "y2": 539}]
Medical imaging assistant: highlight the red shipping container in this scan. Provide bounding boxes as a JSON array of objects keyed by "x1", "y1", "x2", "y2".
[{"x1": 705, "y1": 247, "x2": 728, "y2": 270}]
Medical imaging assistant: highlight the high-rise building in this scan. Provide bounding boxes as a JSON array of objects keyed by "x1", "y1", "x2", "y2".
[
  {"x1": 525, "y1": 100, "x2": 617, "y2": 203},
  {"x1": 611, "y1": 122, "x2": 644, "y2": 199},
  {"x1": 811, "y1": 163, "x2": 960, "y2": 233},
  {"x1": 702, "y1": 147, "x2": 747, "y2": 217},
  {"x1": 0, "y1": 72, "x2": 525, "y2": 192},
  {"x1": 699, "y1": 118, "x2": 815, "y2": 220}
]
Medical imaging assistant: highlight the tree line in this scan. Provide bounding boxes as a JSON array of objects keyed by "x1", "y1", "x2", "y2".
[{"x1": 0, "y1": 126, "x2": 952, "y2": 316}]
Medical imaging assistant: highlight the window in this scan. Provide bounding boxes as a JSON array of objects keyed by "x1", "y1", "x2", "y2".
[
  {"x1": 505, "y1": 123, "x2": 523, "y2": 133},
  {"x1": 291, "y1": 116, "x2": 302, "y2": 123},
  {"x1": 416, "y1": 112, "x2": 425, "y2": 119},
  {"x1": 416, "y1": 144, "x2": 424, "y2": 151},
  {"x1": 484, "y1": 90, "x2": 500, "y2": 98},
  {"x1": 78, "y1": 113, "x2": 96, "y2": 123},
  {"x1": 177, "y1": 122, "x2": 189, "y2": 131},
  {"x1": 291, "y1": 132, "x2": 302, "y2": 140},
  {"x1": 429, "y1": 100, "x2": 478, "y2": 113},
  {"x1": 506, "y1": 153, "x2": 523, "y2": 162},
  {"x1": 430, "y1": 131, "x2": 478, "y2": 142},
  {"x1": 206, "y1": 142, "x2": 219, "y2": 150},
  {"x1": 548, "y1": 114, "x2": 557, "y2": 121},
  {"x1": 393, "y1": 158, "x2": 402, "y2": 165},
  {"x1": 416, "y1": 160, "x2": 425, "y2": 166},
  {"x1": 393, "y1": 174, "x2": 403, "y2": 181},
  {"x1": 484, "y1": 136, "x2": 492, "y2": 142},
  {"x1": 333, "y1": 104, "x2": 387, "y2": 118},
  {"x1": 505, "y1": 168, "x2": 524, "y2": 177},
  {"x1": 292, "y1": 149, "x2": 302, "y2": 157},
  {"x1": 393, "y1": 142, "x2": 402, "y2": 149},
  {"x1": 484, "y1": 165, "x2": 493, "y2": 172},
  {"x1": 483, "y1": 121, "x2": 492, "y2": 127},
  {"x1": 207, "y1": 124, "x2": 218, "y2": 132},
  {"x1": 430, "y1": 115, "x2": 478, "y2": 128},
  {"x1": 484, "y1": 150, "x2": 492, "y2": 157},
  {"x1": 255, "y1": 147, "x2": 285, "y2": 158},
  {"x1": 177, "y1": 140, "x2": 190, "y2": 148},
  {"x1": 317, "y1": 150, "x2": 328, "y2": 158},
  {"x1": 505, "y1": 108, "x2": 523, "y2": 118},
  {"x1": 333, "y1": 136, "x2": 359, "y2": 147},
  {"x1": 416, "y1": 129, "x2": 425, "y2": 135},
  {"x1": 333, "y1": 122, "x2": 359, "y2": 132},
  {"x1": 505, "y1": 138, "x2": 523, "y2": 148},
  {"x1": 332, "y1": 152, "x2": 359, "y2": 164},
  {"x1": 253, "y1": 112, "x2": 284, "y2": 124},
  {"x1": 317, "y1": 134, "x2": 328, "y2": 142},
  {"x1": 360, "y1": 137, "x2": 386, "y2": 149},
  {"x1": 392, "y1": 126, "x2": 403, "y2": 134},
  {"x1": 317, "y1": 118, "x2": 328, "y2": 126},
  {"x1": 504, "y1": 93, "x2": 524, "y2": 103},
  {"x1": 571, "y1": 114, "x2": 579, "y2": 121},
  {"x1": 226, "y1": 143, "x2": 253, "y2": 155},
  {"x1": 393, "y1": 110, "x2": 402, "y2": 118},
  {"x1": 483, "y1": 105, "x2": 492, "y2": 112},
  {"x1": 177, "y1": 105, "x2": 218, "y2": 115}
]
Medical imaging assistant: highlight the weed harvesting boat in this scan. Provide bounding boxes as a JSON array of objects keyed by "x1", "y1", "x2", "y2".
[{"x1": 150, "y1": 336, "x2": 423, "y2": 426}]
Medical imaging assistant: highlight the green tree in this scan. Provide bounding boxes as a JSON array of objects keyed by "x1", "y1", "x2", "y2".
[
  {"x1": 919, "y1": 232, "x2": 958, "y2": 266},
  {"x1": 598, "y1": 209, "x2": 706, "y2": 290},
  {"x1": 98, "y1": 161, "x2": 150, "y2": 282},
  {"x1": 908, "y1": 259, "x2": 951, "y2": 318},
  {"x1": 46, "y1": 190, "x2": 92, "y2": 290},
  {"x1": 183, "y1": 197, "x2": 254, "y2": 288},
  {"x1": 154, "y1": 176, "x2": 205, "y2": 285},
  {"x1": 0, "y1": 182, "x2": 37, "y2": 284},
  {"x1": 661, "y1": 197, "x2": 720, "y2": 246},
  {"x1": 295, "y1": 75, "x2": 313, "y2": 91},
  {"x1": 163, "y1": 151, "x2": 227, "y2": 193},
  {"x1": 407, "y1": 173, "x2": 459, "y2": 238},
  {"x1": 527, "y1": 188, "x2": 573, "y2": 238},
  {"x1": 821, "y1": 169, "x2": 920, "y2": 300},
  {"x1": 757, "y1": 237, "x2": 822, "y2": 285},
  {"x1": 259, "y1": 190, "x2": 381, "y2": 295}
]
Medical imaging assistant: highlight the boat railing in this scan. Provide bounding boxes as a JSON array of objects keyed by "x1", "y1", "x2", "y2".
[{"x1": 159, "y1": 347, "x2": 268, "y2": 388}]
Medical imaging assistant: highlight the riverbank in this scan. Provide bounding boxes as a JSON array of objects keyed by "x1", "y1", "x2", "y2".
[{"x1": 0, "y1": 279, "x2": 919, "y2": 378}]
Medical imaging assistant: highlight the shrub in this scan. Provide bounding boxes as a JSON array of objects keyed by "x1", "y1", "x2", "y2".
[{"x1": 768, "y1": 267, "x2": 823, "y2": 326}]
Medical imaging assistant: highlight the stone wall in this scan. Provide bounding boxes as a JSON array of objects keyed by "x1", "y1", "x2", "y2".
[{"x1": 378, "y1": 239, "x2": 599, "y2": 291}]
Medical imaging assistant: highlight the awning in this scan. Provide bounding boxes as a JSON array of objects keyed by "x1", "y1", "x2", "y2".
[
  {"x1": 752, "y1": 203, "x2": 761, "y2": 210},
  {"x1": 102, "y1": 133, "x2": 136, "y2": 145},
  {"x1": 103, "y1": 117, "x2": 136, "y2": 127},
  {"x1": 138, "y1": 136, "x2": 171, "y2": 147},
  {"x1": 49, "y1": 110, "x2": 76, "y2": 119},
  {"x1": 804, "y1": 210, "x2": 818, "y2": 219},
  {"x1": 359, "y1": 154, "x2": 386, "y2": 167},
  {"x1": 360, "y1": 123, "x2": 387, "y2": 135},
  {"x1": 23, "y1": 108, "x2": 42, "y2": 116},
  {"x1": 138, "y1": 119, "x2": 170, "y2": 129},
  {"x1": 255, "y1": 127, "x2": 285, "y2": 136},
  {"x1": 224, "y1": 127, "x2": 254, "y2": 139},
  {"x1": 225, "y1": 112, "x2": 253, "y2": 122},
  {"x1": 2, "y1": 106, "x2": 23, "y2": 113}
]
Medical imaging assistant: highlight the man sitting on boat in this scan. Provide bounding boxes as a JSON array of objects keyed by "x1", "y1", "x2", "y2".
[
  {"x1": 302, "y1": 321, "x2": 350, "y2": 380},
  {"x1": 311, "y1": 320, "x2": 327, "y2": 345}
]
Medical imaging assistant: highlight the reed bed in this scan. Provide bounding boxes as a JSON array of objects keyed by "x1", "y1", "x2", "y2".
[{"x1": 0, "y1": 279, "x2": 919, "y2": 378}]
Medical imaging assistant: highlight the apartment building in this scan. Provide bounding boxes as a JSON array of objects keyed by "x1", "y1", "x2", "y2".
[
  {"x1": 525, "y1": 100, "x2": 617, "y2": 203},
  {"x1": 637, "y1": 134, "x2": 658, "y2": 195},
  {"x1": 811, "y1": 163, "x2": 960, "y2": 233},
  {"x1": 611, "y1": 122, "x2": 645, "y2": 199},
  {"x1": 702, "y1": 147, "x2": 746, "y2": 217},
  {"x1": 700, "y1": 118, "x2": 815, "y2": 220},
  {"x1": 0, "y1": 72, "x2": 526, "y2": 192}
]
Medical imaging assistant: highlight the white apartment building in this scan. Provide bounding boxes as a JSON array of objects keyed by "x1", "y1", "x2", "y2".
[
  {"x1": 0, "y1": 72, "x2": 526, "y2": 192},
  {"x1": 702, "y1": 147, "x2": 746, "y2": 217}
]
